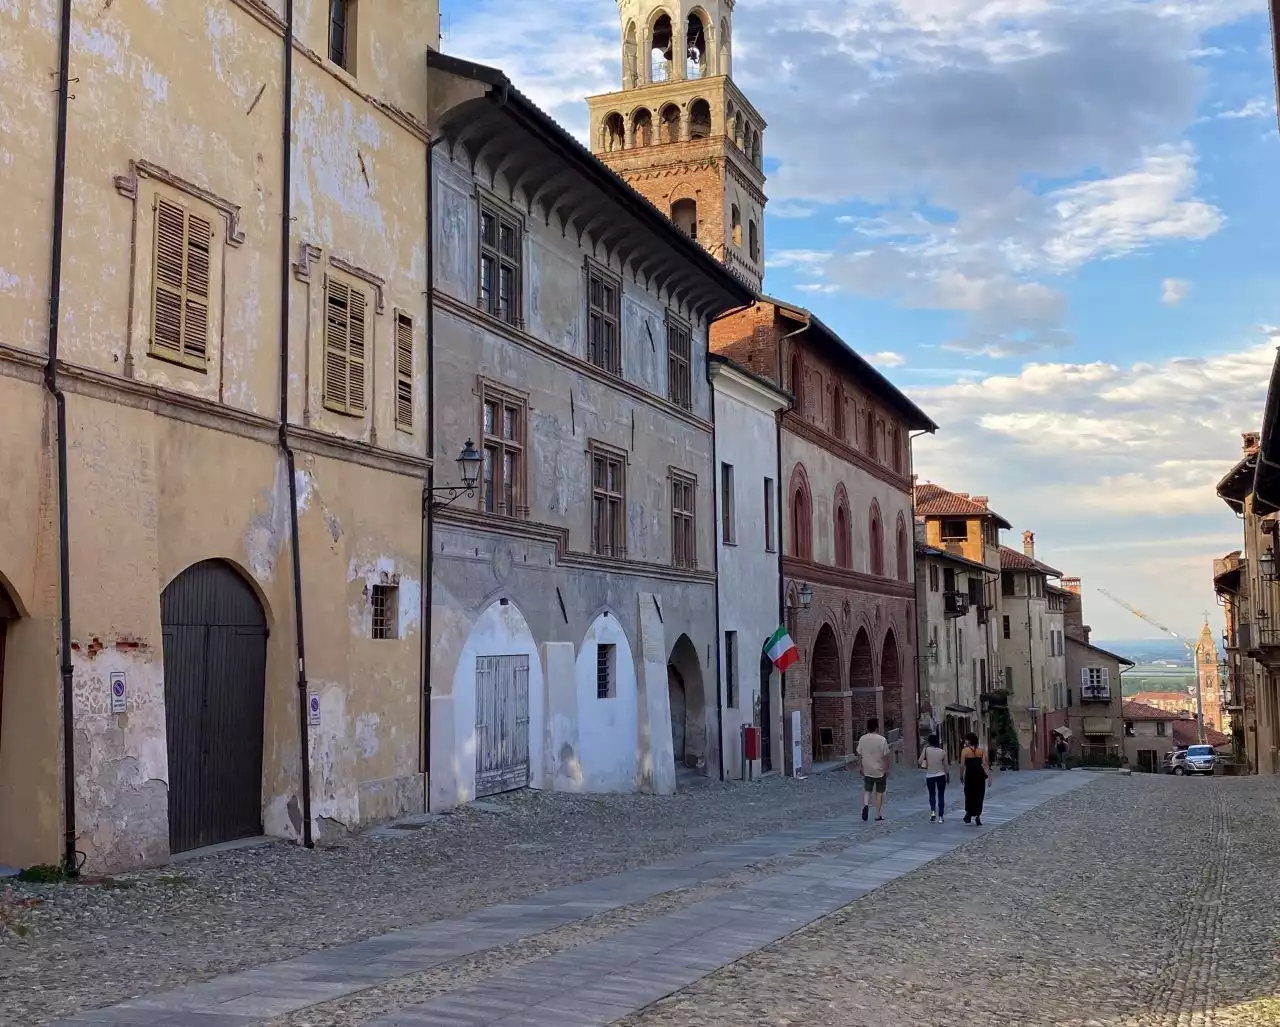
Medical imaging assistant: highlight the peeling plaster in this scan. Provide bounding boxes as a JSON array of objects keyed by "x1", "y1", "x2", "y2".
[
  {"x1": 243, "y1": 455, "x2": 293, "y2": 581},
  {"x1": 0, "y1": 267, "x2": 21, "y2": 292},
  {"x1": 347, "y1": 553, "x2": 421, "y2": 639}
]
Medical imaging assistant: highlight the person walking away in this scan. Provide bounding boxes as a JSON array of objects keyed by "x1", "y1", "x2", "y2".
[
  {"x1": 1056, "y1": 736, "x2": 1068, "y2": 769},
  {"x1": 919, "y1": 733, "x2": 948, "y2": 823},
  {"x1": 960, "y1": 732, "x2": 990, "y2": 825},
  {"x1": 856, "y1": 718, "x2": 891, "y2": 822}
]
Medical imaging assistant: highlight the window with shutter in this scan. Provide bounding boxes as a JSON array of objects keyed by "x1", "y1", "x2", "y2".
[
  {"x1": 323, "y1": 276, "x2": 368, "y2": 416},
  {"x1": 150, "y1": 197, "x2": 212, "y2": 370},
  {"x1": 395, "y1": 311, "x2": 413, "y2": 430},
  {"x1": 666, "y1": 312, "x2": 692, "y2": 410}
]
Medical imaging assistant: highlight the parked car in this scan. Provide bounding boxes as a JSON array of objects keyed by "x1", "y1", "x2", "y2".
[{"x1": 1164, "y1": 744, "x2": 1218, "y2": 776}]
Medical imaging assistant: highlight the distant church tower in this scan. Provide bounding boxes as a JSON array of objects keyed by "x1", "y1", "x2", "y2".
[
  {"x1": 1196, "y1": 621, "x2": 1225, "y2": 733},
  {"x1": 586, "y1": 0, "x2": 768, "y2": 290}
]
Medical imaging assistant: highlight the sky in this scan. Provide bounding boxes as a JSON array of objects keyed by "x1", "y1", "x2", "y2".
[{"x1": 437, "y1": 0, "x2": 1279, "y2": 641}]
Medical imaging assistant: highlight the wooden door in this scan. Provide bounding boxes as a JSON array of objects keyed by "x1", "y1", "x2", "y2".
[{"x1": 474, "y1": 655, "x2": 530, "y2": 797}]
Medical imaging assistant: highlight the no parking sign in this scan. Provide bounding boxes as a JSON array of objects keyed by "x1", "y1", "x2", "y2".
[
  {"x1": 308, "y1": 692, "x2": 321, "y2": 727},
  {"x1": 110, "y1": 672, "x2": 126, "y2": 714}
]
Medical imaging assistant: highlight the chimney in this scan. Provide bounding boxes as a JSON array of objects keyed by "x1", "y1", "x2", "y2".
[
  {"x1": 956, "y1": 492, "x2": 970, "y2": 500},
  {"x1": 1062, "y1": 576, "x2": 1081, "y2": 595},
  {"x1": 1244, "y1": 431, "x2": 1260, "y2": 455},
  {"x1": 1083, "y1": 625, "x2": 1092, "y2": 645},
  {"x1": 973, "y1": 496, "x2": 989, "y2": 508},
  {"x1": 1022, "y1": 530, "x2": 1035, "y2": 558}
]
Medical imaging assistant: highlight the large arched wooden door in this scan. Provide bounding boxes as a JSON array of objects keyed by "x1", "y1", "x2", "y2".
[{"x1": 161, "y1": 561, "x2": 268, "y2": 854}]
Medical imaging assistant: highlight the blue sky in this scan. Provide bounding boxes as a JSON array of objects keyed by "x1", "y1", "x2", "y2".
[{"x1": 439, "y1": 0, "x2": 1277, "y2": 640}]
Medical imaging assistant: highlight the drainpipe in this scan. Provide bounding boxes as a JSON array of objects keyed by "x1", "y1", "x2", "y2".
[
  {"x1": 47, "y1": 0, "x2": 78, "y2": 874},
  {"x1": 776, "y1": 315, "x2": 806, "y2": 773},
  {"x1": 278, "y1": 0, "x2": 313, "y2": 849},
  {"x1": 421, "y1": 133, "x2": 444, "y2": 810}
]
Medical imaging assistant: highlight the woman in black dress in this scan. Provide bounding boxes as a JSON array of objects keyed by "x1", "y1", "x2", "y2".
[{"x1": 960, "y1": 732, "x2": 990, "y2": 825}]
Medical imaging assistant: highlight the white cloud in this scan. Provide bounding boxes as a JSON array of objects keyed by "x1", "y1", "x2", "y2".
[
  {"x1": 766, "y1": 249, "x2": 833, "y2": 272},
  {"x1": 1213, "y1": 97, "x2": 1271, "y2": 120},
  {"x1": 1162, "y1": 277, "x2": 1192, "y2": 305},
  {"x1": 911, "y1": 336, "x2": 1272, "y2": 637},
  {"x1": 871, "y1": 351, "x2": 907, "y2": 368}
]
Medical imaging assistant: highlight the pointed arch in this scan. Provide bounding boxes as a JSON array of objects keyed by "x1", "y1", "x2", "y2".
[
  {"x1": 632, "y1": 107, "x2": 653, "y2": 147},
  {"x1": 622, "y1": 20, "x2": 640, "y2": 88},
  {"x1": 788, "y1": 462, "x2": 813, "y2": 561},
  {"x1": 731, "y1": 203, "x2": 742, "y2": 248},
  {"x1": 686, "y1": 10, "x2": 710, "y2": 79},
  {"x1": 833, "y1": 385, "x2": 845, "y2": 440},
  {"x1": 896, "y1": 512, "x2": 910, "y2": 581},
  {"x1": 833, "y1": 483, "x2": 852, "y2": 569},
  {"x1": 719, "y1": 17, "x2": 731, "y2": 76},
  {"x1": 864, "y1": 407, "x2": 877, "y2": 459},
  {"x1": 650, "y1": 10, "x2": 675, "y2": 83},
  {"x1": 881, "y1": 630, "x2": 902, "y2": 735},
  {"x1": 810, "y1": 623, "x2": 842, "y2": 761},
  {"x1": 790, "y1": 350, "x2": 804, "y2": 415},
  {"x1": 868, "y1": 500, "x2": 884, "y2": 576},
  {"x1": 601, "y1": 111, "x2": 625, "y2": 152}
]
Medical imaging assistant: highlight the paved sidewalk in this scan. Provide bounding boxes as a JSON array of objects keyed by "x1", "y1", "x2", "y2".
[{"x1": 50, "y1": 771, "x2": 1090, "y2": 1027}]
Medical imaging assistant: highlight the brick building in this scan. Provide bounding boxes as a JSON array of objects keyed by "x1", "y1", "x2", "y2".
[
  {"x1": 710, "y1": 297, "x2": 935, "y2": 773},
  {"x1": 586, "y1": 0, "x2": 766, "y2": 290}
]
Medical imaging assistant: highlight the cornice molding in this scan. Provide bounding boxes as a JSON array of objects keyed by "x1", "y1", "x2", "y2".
[
  {"x1": 782, "y1": 556, "x2": 915, "y2": 599},
  {"x1": 783, "y1": 412, "x2": 913, "y2": 494}
]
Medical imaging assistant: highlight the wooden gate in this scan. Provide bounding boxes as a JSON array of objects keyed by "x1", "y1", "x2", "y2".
[
  {"x1": 758, "y1": 651, "x2": 773, "y2": 773},
  {"x1": 161, "y1": 561, "x2": 268, "y2": 854},
  {"x1": 474, "y1": 655, "x2": 530, "y2": 797}
]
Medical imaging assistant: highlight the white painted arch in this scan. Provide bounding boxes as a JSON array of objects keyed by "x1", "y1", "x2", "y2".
[{"x1": 568, "y1": 611, "x2": 639, "y2": 793}]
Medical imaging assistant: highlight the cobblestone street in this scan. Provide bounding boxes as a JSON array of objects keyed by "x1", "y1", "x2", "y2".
[{"x1": 5, "y1": 770, "x2": 1279, "y2": 1027}]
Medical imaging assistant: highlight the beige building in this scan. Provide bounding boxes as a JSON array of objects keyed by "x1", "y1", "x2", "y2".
[
  {"x1": 1216, "y1": 431, "x2": 1280, "y2": 774},
  {"x1": 998, "y1": 534, "x2": 1066, "y2": 768},
  {"x1": 1122, "y1": 701, "x2": 1177, "y2": 773},
  {"x1": 1, "y1": 0, "x2": 442, "y2": 872}
]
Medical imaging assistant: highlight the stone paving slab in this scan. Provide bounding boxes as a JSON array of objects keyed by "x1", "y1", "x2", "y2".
[{"x1": 49, "y1": 771, "x2": 1089, "y2": 1027}]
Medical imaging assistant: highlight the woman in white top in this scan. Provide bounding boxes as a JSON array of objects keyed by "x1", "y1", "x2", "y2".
[{"x1": 918, "y1": 734, "x2": 949, "y2": 823}]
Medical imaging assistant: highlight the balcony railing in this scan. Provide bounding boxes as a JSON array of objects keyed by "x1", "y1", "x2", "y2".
[{"x1": 944, "y1": 591, "x2": 970, "y2": 619}]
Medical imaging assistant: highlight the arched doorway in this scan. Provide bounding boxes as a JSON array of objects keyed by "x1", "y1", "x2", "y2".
[
  {"x1": 161, "y1": 560, "x2": 268, "y2": 854},
  {"x1": 881, "y1": 631, "x2": 902, "y2": 736},
  {"x1": 668, "y1": 634, "x2": 705, "y2": 771},
  {"x1": 758, "y1": 649, "x2": 773, "y2": 773},
  {"x1": 850, "y1": 627, "x2": 874, "y2": 738},
  {"x1": 810, "y1": 624, "x2": 840, "y2": 761}
]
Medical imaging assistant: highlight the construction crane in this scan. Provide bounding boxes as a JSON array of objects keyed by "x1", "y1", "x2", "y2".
[{"x1": 1095, "y1": 588, "x2": 1205, "y2": 742}]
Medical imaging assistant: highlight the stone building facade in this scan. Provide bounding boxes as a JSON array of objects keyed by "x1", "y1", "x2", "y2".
[
  {"x1": 586, "y1": 0, "x2": 767, "y2": 289},
  {"x1": 914, "y1": 541, "x2": 989, "y2": 761},
  {"x1": 424, "y1": 53, "x2": 755, "y2": 807},
  {"x1": 998, "y1": 535, "x2": 1067, "y2": 768},
  {"x1": 710, "y1": 356, "x2": 790, "y2": 778},
  {"x1": 1, "y1": 0, "x2": 441, "y2": 872},
  {"x1": 710, "y1": 298, "x2": 935, "y2": 773}
]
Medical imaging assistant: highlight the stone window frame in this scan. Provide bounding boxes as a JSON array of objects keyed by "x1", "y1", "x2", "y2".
[
  {"x1": 666, "y1": 309, "x2": 693, "y2": 411},
  {"x1": 585, "y1": 256, "x2": 623, "y2": 376},
  {"x1": 670, "y1": 466, "x2": 698, "y2": 569},
  {"x1": 477, "y1": 188, "x2": 525, "y2": 329},
  {"x1": 589, "y1": 439, "x2": 629, "y2": 559},
  {"x1": 477, "y1": 377, "x2": 531, "y2": 520}
]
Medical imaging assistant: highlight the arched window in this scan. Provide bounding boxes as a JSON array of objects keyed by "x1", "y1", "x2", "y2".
[
  {"x1": 686, "y1": 13, "x2": 709, "y2": 78},
  {"x1": 735, "y1": 118, "x2": 745, "y2": 151},
  {"x1": 751, "y1": 129, "x2": 762, "y2": 168},
  {"x1": 877, "y1": 419, "x2": 887, "y2": 462},
  {"x1": 660, "y1": 103, "x2": 681, "y2": 144},
  {"x1": 864, "y1": 409, "x2": 876, "y2": 459},
  {"x1": 869, "y1": 503, "x2": 884, "y2": 576},
  {"x1": 834, "y1": 488, "x2": 852, "y2": 569},
  {"x1": 790, "y1": 353, "x2": 804, "y2": 415},
  {"x1": 719, "y1": 17, "x2": 731, "y2": 76},
  {"x1": 896, "y1": 515, "x2": 909, "y2": 581},
  {"x1": 789, "y1": 464, "x2": 812, "y2": 561},
  {"x1": 688, "y1": 98, "x2": 711, "y2": 140},
  {"x1": 633, "y1": 107, "x2": 653, "y2": 147},
  {"x1": 749, "y1": 220, "x2": 759, "y2": 262},
  {"x1": 891, "y1": 426, "x2": 903, "y2": 473},
  {"x1": 731, "y1": 205, "x2": 742, "y2": 248},
  {"x1": 601, "y1": 112, "x2": 625, "y2": 153},
  {"x1": 650, "y1": 13, "x2": 674, "y2": 82},
  {"x1": 671, "y1": 198, "x2": 697, "y2": 239},
  {"x1": 622, "y1": 21, "x2": 639, "y2": 88},
  {"x1": 833, "y1": 387, "x2": 845, "y2": 440}
]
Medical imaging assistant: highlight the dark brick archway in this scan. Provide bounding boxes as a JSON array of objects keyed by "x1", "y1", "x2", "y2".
[
  {"x1": 810, "y1": 624, "x2": 843, "y2": 760},
  {"x1": 881, "y1": 630, "x2": 903, "y2": 736}
]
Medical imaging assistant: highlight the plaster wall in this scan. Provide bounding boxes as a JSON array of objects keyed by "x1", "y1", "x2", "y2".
[
  {"x1": 713, "y1": 375, "x2": 782, "y2": 777},
  {"x1": 571, "y1": 612, "x2": 640, "y2": 792},
  {"x1": 917, "y1": 556, "x2": 985, "y2": 750},
  {"x1": 0, "y1": 0, "x2": 436, "y2": 870}
]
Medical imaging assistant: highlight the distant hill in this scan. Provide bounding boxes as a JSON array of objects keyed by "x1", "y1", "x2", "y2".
[{"x1": 1091, "y1": 639, "x2": 1193, "y2": 667}]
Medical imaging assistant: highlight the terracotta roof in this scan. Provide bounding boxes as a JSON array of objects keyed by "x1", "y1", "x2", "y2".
[
  {"x1": 914, "y1": 484, "x2": 1012, "y2": 529},
  {"x1": 914, "y1": 541, "x2": 991, "y2": 575},
  {"x1": 1123, "y1": 701, "x2": 1172, "y2": 722},
  {"x1": 998, "y1": 545, "x2": 1063, "y2": 578},
  {"x1": 1171, "y1": 719, "x2": 1231, "y2": 749},
  {"x1": 1131, "y1": 691, "x2": 1195, "y2": 705}
]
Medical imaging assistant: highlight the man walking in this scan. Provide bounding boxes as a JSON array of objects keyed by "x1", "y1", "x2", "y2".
[{"x1": 856, "y1": 717, "x2": 891, "y2": 822}]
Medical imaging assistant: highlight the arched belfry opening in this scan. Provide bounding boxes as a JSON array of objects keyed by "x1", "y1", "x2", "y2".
[
  {"x1": 650, "y1": 12, "x2": 674, "y2": 83},
  {"x1": 686, "y1": 12, "x2": 709, "y2": 78},
  {"x1": 689, "y1": 98, "x2": 711, "y2": 139},
  {"x1": 623, "y1": 21, "x2": 640, "y2": 88}
]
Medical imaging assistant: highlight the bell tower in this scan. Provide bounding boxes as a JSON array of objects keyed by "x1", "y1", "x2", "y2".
[{"x1": 586, "y1": 0, "x2": 768, "y2": 290}]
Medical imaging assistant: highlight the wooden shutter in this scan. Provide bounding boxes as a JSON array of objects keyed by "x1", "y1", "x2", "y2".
[
  {"x1": 323, "y1": 277, "x2": 367, "y2": 416},
  {"x1": 395, "y1": 312, "x2": 413, "y2": 429},
  {"x1": 151, "y1": 198, "x2": 211, "y2": 369},
  {"x1": 1080, "y1": 668, "x2": 1090, "y2": 688}
]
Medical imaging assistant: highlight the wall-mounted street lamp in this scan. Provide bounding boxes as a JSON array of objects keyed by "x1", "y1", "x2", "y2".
[
  {"x1": 798, "y1": 582, "x2": 813, "y2": 610},
  {"x1": 926, "y1": 638, "x2": 938, "y2": 664},
  {"x1": 424, "y1": 439, "x2": 483, "y2": 512},
  {"x1": 1261, "y1": 546, "x2": 1276, "y2": 580}
]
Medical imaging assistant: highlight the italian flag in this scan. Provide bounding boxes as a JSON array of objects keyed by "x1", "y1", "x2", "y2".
[{"x1": 764, "y1": 624, "x2": 799, "y2": 673}]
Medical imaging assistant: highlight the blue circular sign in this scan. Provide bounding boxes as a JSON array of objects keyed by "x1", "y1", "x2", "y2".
[{"x1": 112, "y1": 680, "x2": 125, "y2": 697}]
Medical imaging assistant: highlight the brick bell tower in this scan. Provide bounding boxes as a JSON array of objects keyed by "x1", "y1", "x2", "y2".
[{"x1": 586, "y1": 0, "x2": 768, "y2": 290}]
